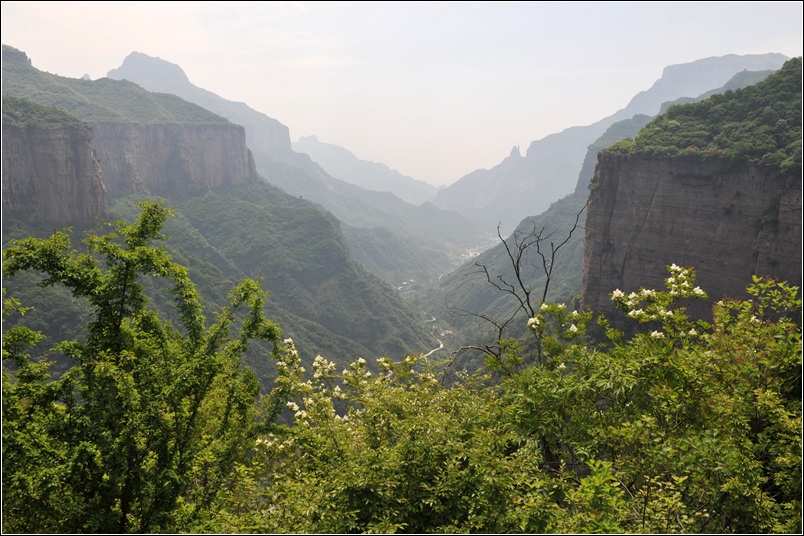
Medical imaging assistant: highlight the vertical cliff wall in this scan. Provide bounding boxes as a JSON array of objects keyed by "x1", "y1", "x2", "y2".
[
  {"x1": 2, "y1": 124, "x2": 107, "y2": 223},
  {"x1": 582, "y1": 153, "x2": 802, "y2": 322},
  {"x1": 89, "y1": 122, "x2": 261, "y2": 196}
]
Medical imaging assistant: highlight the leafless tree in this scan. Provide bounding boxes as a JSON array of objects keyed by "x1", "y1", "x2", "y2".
[{"x1": 440, "y1": 200, "x2": 588, "y2": 382}]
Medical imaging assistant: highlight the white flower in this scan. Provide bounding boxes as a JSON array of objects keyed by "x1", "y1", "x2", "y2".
[
  {"x1": 688, "y1": 329, "x2": 697, "y2": 336},
  {"x1": 286, "y1": 401, "x2": 299, "y2": 412},
  {"x1": 557, "y1": 303, "x2": 566, "y2": 310},
  {"x1": 650, "y1": 330, "x2": 664, "y2": 339},
  {"x1": 750, "y1": 316, "x2": 760, "y2": 323},
  {"x1": 611, "y1": 289, "x2": 625, "y2": 299},
  {"x1": 571, "y1": 310, "x2": 579, "y2": 318},
  {"x1": 356, "y1": 357, "x2": 366, "y2": 365},
  {"x1": 540, "y1": 303, "x2": 550, "y2": 311},
  {"x1": 568, "y1": 324, "x2": 578, "y2": 333},
  {"x1": 693, "y1": 287, "x2": 705, "y2": 296},
  {"x1": 558, "y1": 362, "x2": 567, "y2": 370},
  {"x1": 527, "y1": 316, "x2": 541, "y2": 328}
]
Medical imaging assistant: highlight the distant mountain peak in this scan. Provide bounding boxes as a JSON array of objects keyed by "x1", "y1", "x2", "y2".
[
  {"x1": 510, "y1": 145, "x2": 521, "y2": 158},
  {"x1": 108, "y1": 51, "x2": 190, "y2": 87}
]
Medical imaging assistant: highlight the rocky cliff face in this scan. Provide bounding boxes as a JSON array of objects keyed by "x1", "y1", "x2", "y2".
[
  {"x1": 582, "y1": 152, "x2": 802, "y2": 322},
  {"x1": 107, "y1": 52, "x2": 293, "y2": 160},
  {"x1": 2, "y1": 124, "x2": 107, "y2": 223},
  {"x1": 89, "y1": 122, "x2": 260, "y2": 196}
]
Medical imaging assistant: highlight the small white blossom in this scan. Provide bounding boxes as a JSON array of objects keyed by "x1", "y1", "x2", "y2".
[
  {"x1": 558, "y1": 362, "x2": 567, "y2": 370},
  {"x1": 693, "y1": 287, "x2": 705, "y2": 296},
  {"x1": 286, "y1": 401, "x2": 299, "y2": 412},
  {"x1": 568, "y1": 324, "x2": 578, "y2": 333},
  {"x1": 571, "y1": 310, "x2": 579, "y2": 318},
  {"x1": 611, "y1": 289, "x2": 625, "y2": 299},
  {"x1": 650, "y1": 331, "x2": 664, "y2": 339},
  {"x1": 527, "y1": 316, "x2": 541, "y2": 329},
  {"x1": 540, "y1": 303, "x2": 550, "y2": 311},
  {"x1": 688, "y1": 329, "x2": 697, "y2": 336}
]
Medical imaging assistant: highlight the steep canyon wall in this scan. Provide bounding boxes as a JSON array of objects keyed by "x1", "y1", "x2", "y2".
[
  {"x1": 90, "y1": 122, "x2": 261, "y2": 196},
  {"x1": 582, "y1": 153, "x2": 802, "y2": 322},
  {"x1": 2, "y1": 124, "x2": 107, "y2": 223}
]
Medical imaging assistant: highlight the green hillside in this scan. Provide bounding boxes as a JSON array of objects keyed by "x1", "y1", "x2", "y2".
[
  {"x1": 1, "y1": 45, "x2": 230, "y2": 125},
  {"x1": 3, "y1": 182, "x2": 438, "y2": 384},
  {"x1": 2, "y1": 94, "x2": 86, "y2": 127},
  {"x1": 1, "y1": 45, "x2": 439, "y2": 383},
  {"x1": 609, "y1": 57, "x2": 802, "y2": 172}
]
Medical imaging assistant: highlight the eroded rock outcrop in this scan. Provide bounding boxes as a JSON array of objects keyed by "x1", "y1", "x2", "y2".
[
  {"x1": 2, "y1": 123, "x2": 107, "y2": 223},
  {"x1": 89, "y1": 122, "x2": 261, "y2": 196},
  {"x1": 582, "y1": 153, "x2": 802, "y2": 322}
]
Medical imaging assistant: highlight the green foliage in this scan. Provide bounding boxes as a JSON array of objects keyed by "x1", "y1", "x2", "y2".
[
  {"x1": 187, "y1": 266, "x2": 800, "y2": 534},
  {"x1": 198, "y1": 349, "x2": 538, "y2": 534},
  {"x1": 508, "y1": 266, "x2": 802, "y2": 533},
  {"x1": 1, "y1": 45, "x2": 230, "y2": 125},
  {"x1": 608, "y1": 57, "x2": 802, "y2": 173},
  {"x1": 2, "y1": 200, "x2": 282, "y2": 533},
  {"x1": 2, "y1": 94, "x2": 86, "y2": 127},
  {"x1": 5, "y1": 213, "x2": 800, "y2": 533}
]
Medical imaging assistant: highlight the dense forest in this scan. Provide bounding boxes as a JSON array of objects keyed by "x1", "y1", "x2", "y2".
[
  {"x1": 608, "y1": 57, "x2": 802, "y2": 173},
  {"x1": 3, "y1": 201, "x2": 801, "y2": 533},
  {"x1": 2, "y1": 54, "x2": 802, "y2": 532}
]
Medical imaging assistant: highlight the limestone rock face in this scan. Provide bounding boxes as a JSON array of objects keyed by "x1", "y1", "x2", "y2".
[
  {"x1": 2, "y1": 124, "x2": 106, "y2": 223},
  {"x1": 582, "y1": 152, "x2": 802, "y2": 322},
  {"x1": 89, "y1": 122, "x2": 261, "y2": 196}
]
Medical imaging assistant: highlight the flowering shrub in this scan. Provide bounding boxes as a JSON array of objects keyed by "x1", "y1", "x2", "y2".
[{"x1": 188, "y1": 266, "x2": 801, "y2": 533}]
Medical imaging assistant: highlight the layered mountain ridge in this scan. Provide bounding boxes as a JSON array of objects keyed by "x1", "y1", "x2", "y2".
[
  {"x1": 432, "y1": 53, "x2": 790, "y2": 234},
  {"x1": 582, "y1": 58, "x2": 802, "y2": 326},
  {"x1": 292, "y1": 135, "x2": 438, "y2": 205},
  {"x1": 106, "y1": 51, "x2": 491, "y2": 286},
  {"x1": 1, "y1": 45, "x2": 439, "y2": 374}
]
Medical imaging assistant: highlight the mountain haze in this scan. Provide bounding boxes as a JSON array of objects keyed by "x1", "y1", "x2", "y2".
[
  {"x1": 292, "y1": 135, "x2": 438, "y2": 205},
  {"x1": 433, "y1": 53, "x2": 790, "y2": 234},
  {"x1": 2, "y1": 45, "x2": 439, "y2": 378},
  {"x1": 107, "y1": 52, "x2": 491, "y2": 286},
  {"x1": 414, "y1": 61, "x2": 797, "y2": 354}
]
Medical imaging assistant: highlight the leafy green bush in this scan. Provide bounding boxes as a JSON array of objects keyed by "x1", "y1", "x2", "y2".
[{"x1": 5, "y1": 204, "x2": 800, "y2": 533}]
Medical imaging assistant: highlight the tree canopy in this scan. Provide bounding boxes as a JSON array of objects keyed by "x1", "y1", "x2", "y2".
[
  {"x1": 608, "y1": 57, "x2": 802, "y2": 173},
  {"x1": 3, "y1": 201, "x2": 801, "y2": 533}
]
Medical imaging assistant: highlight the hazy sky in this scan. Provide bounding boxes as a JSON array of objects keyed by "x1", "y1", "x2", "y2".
[{"x1": 2, "y1": 1, "x2": 802, "y2": 186}]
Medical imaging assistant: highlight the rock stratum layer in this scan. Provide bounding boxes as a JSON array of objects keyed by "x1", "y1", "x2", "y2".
[
  {"x1": 90, "y1": 122, "x2": 260, "y2": 196},
  {"x1": 582, "y1": 152, "x2": 802, "y2": 322},
  {"x1": 2, "y1": 124, "x2": 107, "y2": 223}
]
